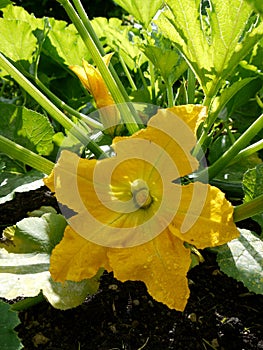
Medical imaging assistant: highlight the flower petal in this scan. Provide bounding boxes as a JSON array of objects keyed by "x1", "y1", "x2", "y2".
[
  {"x1": 108, "y1": 229, "x2": 191, "y2": 311},
  {"x1": 82, "y1": 59, "x2": 114, "y2": 108},
  {"x1": 114, "y1": 106, "x2": 203, "y2": 177},
  {"x1": 169, "y1": 182, "x2": 239, "y2": 248},
  {"x1": 50, "y1": 225, "x2": 111, "y2": 282},
  {"x1": 157, "y1": 105, "x2": 207, "y2": 134}
]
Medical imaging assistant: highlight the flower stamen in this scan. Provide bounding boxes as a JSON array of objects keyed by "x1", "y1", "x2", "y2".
[{"x1": 131, "y1": 179, "x2": 153, "y2": 209}]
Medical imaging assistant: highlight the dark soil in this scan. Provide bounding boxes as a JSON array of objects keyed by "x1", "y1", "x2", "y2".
[{"x1": 1, "y1": 187, "x2": 263, "y2": 350}]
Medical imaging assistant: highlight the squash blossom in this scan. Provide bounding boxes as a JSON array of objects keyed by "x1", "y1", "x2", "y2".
[
  {"x1": 70, "y1": 53, "x2": 121, "y2": 136},
  {"x1": 44, "y1": 105, "x2": 239, "y2": 311}
]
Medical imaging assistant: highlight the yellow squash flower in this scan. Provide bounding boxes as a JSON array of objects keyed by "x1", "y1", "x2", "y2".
[
  {"x1": 44, "y1": 105, "x2": 239, "y2": 311},
  {"x1": 70, "y1": 53, "x2": 120, "y2": 136}
]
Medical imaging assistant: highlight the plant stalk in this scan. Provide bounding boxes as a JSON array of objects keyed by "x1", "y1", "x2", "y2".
[
  {"x1": 196, "y1": 113, "x2": 263, "y2": 181},
  {"x1": 0, "y1": 136, "x2": 54, "y2": 175},
  {"x1": 234, "y1": 194, "x2": 263, "y2": 222}
]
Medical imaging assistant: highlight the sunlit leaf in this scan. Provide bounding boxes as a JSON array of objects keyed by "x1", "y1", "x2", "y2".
[
  {"x1": 156, "y1": 0, "x2": 263, "y2": 97},
  {"x1": 0, "y1": 103, "x2": 54, "y2": 155},
  {"x1": 142, "y1": 44, "x2": 187, "y2": 84},
  {"x1": 0, "y1": 300, "x2": 22, "y2": 350},
  {"x1": 0, "y1": 18, "x2": 37, "y2": 70},
  {"x1": 217, "y1": 229, "x2": 263, "y2": 294},
  {"x1": 91, "y1": 17, "x2": 145, "y2": 70},
  {"x1": 43, "y1": 21, "x2": 91, "y2": 66},
  {"x1": 114, "y1": 0, "x2": 163, "y2": 28}
]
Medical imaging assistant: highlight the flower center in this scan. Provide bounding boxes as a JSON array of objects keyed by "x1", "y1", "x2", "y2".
[{"x1": 131, "y1": 179, "x2": 153, "y2": 209}]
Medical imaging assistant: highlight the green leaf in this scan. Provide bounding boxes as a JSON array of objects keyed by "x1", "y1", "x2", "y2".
[
  {"x1": 243, "y1": 164, "x2": 263, "y2": 229},
  {"x1": 114, "y1": 0, "x2": 163, "y2": 28},
  {"x1": 0, "y1": 103, "x2": 54, "y2": 155},
  {"x1": 156, "y1": 0, "x2": 263, "y2": 98},
  {"x1": 43, "y1": 20, "x2": 91, "y2": 66},
  {"x1": 0, "y1": 154, "x2": 44, "y2": 204},
  {"x1": 217, "y1": 229, "x2": 263, "y2": 294},
  {"x1": 0, "y1": 18, "x2": 37, "y2": 70},
  {"x1": 2, "y1": 4, "x2": 43, "y2": 29},
  {"x1": 91, "y1": 17, "x2": 145, "y2": 70},
  {"x1": 1, "y1": 213, "x2": 67, "y2": 254},
  {"x1": 0, "y1": 300, "x2": 23, "y2": 350},
  {"x1": 0, "y1": 213, "x2": 102, "y2": 309},
  {"x1": 142, "y1": 44, "x2": 187, "y2": 84}
]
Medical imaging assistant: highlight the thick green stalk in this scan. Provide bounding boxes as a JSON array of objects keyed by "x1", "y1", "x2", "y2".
[
  {"x1": 234, "y1": 194, "x2": 263, "y2": 222},
  {"x1": 57, "y1": 0, "x2": 140, "y2": 134},
  {"x1": 0, "y1": 136, "x2": 54, "y2": 175},
  {"x1": 0, "y1": 53, "x2": 106, "y2": 159},
  {"x1": 228, "y1": 139, "x2": 263, "y2": 166},
  {"x1": 166, "y1": 83, "x2": 174, "y2": 107},
  {"x1": 196, "y1": 113, "x2": 263, "y2": 181}
]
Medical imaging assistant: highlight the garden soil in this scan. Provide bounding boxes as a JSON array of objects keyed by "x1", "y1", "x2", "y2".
[{"x1": 1, "y1": 187, "x2": 263, "y2": 350}]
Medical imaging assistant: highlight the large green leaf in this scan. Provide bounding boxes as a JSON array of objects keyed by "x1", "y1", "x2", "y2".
[
  {"x1": 0, "y1": 154, "x2": 44, "y2": 204},
  {"x1": 2, "y1": 4, "x2": 44, "y2": 30},
  {"x1": 0, "y1": 18, "x2": 37, "y2": 69},
  {"x1": 0, "y1": 103, "x2": 54, "y2": 155},
  {"x1": 0, "y1": 300, "x2": 23, "y2": 350},
  {"x1": 242, "y1": 164, "x2": 263, "y2": 230},
  {"x1": 91, "y1": 17, "x2": 145, "y2": 70},
  {"x1": 0, "y1": 212, "x2": 102, "y2": 309},
  {"x1": 156, "y1": 0, "x2": 263, "y2": 98},
  {"x1": 217, "y1": 229, "x2": 263, "y2": 294},
  {"x1": 114, "y1": 0, "x2": 163, "y2": 28},
  {"x1": 43, "y1": 20, "x2": 91, "y2": 66}
]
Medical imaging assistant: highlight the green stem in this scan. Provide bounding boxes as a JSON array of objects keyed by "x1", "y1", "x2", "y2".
[
  {"x1": 228, "y1": 139, "x2": 263, "y2": 166},
  {"x1": 166, "y1": 83, "x2": 174, "y2": 107},
  {"x1": 57, "y1": 0, "x2": 140, "y2": 134},
  {"x1": 0, "y1": 53, "x2": 106, "y2": 159},
  {"x1": 234, "y1": 194, "x2": 263, "y2": 222},
  {"x1": 11, "y1": 293, "x2": 45, "y2": 311},
  {"x1": 187, "y1": 68, "x2": 195, "y2": 104},
  {"x1": 196, "y1": 113, "x2": 263, "y2": 181},
  {"x1": 138, "y1": 66, "x2": 148, "y2": 91},
  {"x1": 119, "y1": 54, "x2": 137, "y2": 91},
  {"x1": 35, "y1": 77, "x2": 103, "y2": 129},
  {"x1": 0, "y1": 135, "x2": 54, "y2": 175},
  {"x1": 149, "y1": 61, "x2": 156, "y2": 103}
]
